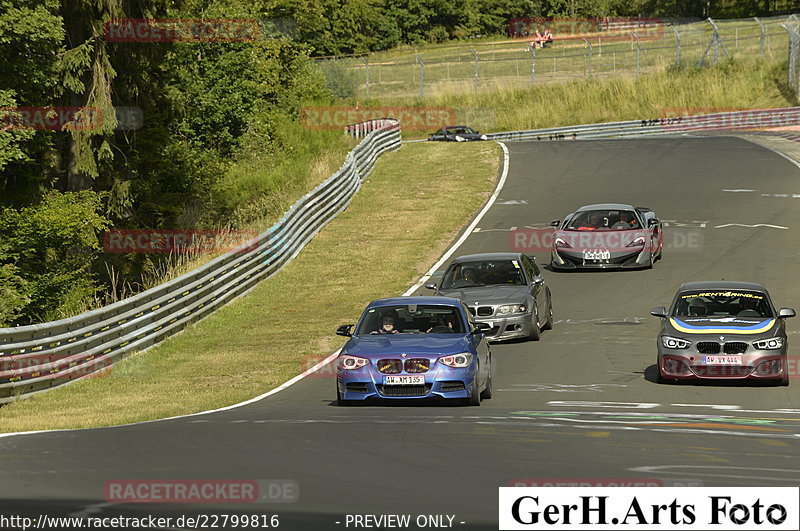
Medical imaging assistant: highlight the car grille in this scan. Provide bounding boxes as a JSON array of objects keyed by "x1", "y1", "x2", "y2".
[
  {"x1": 377, "y1": 384, "x2": 432, "y2": 397},
  {"x1": 377, "y1": 359, "x2": 402, "y2": 374},
  {"x1": 404, "y1": 359, "x2": 430, "y2": 373},
  {"x1": 345, "y1": 383, "x2": 369, "y2": 393},
  {"x1": 476, "y1": 306, "x2": 494, "y2": 317},
  {"x1": 696, "y1": 342, "x2": 748, "y2": 354},
  {"x1": 692, "y1": 366, "x2": 754, "y2": 378},
  {"x1": 440, "y1": 381, "x2": 466, "y2": 392},
  {"x1": 723, "y1": 342, "x2": 748, "y2": 354},
  {"x1": 696, "y1": 342, "x2": 721, "y2": 354}
]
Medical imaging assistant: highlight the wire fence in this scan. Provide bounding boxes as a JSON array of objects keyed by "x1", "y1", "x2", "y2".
[
  {"x1": 784, "y1": 14, "x2": 800, "y2": 94},
  {"x1": 317, "y1": 15, "x2": 795, "y2": 100}
]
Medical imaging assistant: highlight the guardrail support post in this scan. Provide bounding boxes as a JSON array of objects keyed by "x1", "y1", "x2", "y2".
[
  {"x1": 361, "y1": 57, "x2": 369, "y2": 99},
  {"x1": 416, "y1": 55, "x2": 424, "y2": 98},
  {"x1": 471, "y1": 49, "x2": 479, "y2": 92},
  {"x1": 671, "y1": 26, "x2": 681, "y2": 65},
  {"x1": 582, "y1": 38, "x2": 592, "y2": 76}
]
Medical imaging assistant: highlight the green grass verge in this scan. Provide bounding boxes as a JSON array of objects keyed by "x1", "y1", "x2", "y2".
[
  {"x1": 0, "y1": 142, "x2": 500, "y2": 432},
  {"x1": 386, "y1": 57, "x2": 797, "y2": 140}
]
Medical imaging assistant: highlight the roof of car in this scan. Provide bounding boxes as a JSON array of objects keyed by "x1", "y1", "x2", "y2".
[
  {"x1": 451, "y1": 252, "x2": 522, "y2": 263},
  {"x1": 679, "y1": 281, "x2": 768, "y2": 292},
  {"x1": 367, "y1": 296, "x2": 463, "y2": 307},
  {"x1": 576, "y1": 203, "x2": 636, "y2": 211}
]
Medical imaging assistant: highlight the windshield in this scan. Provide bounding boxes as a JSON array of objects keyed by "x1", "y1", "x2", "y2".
[
  {"x1": 671, "y1": 290, "x2": 774, "y2": 318},
  {"x1": 565, "y1": 209, "x2": 640, "y2": 231},
  {"x1": 440, "y1": 259, "x2": 525, "y2": 289},
  {"x1": 355, "y1": 304, "x2": 465, "y2": 335},
  {"x1": 447, "y1": 127, "x2": 474, "y2": 134}
]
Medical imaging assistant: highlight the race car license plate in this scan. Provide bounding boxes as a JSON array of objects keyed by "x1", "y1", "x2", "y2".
[
  {"x1": 702, "y1": 355, "x2": 742, "y2": 365},
  {"x1": 383, "y1": 375, "x2": 425, "y2": 385},
  {"x1": 583, "y1": 249, "x2": 610, "y2": 260}
]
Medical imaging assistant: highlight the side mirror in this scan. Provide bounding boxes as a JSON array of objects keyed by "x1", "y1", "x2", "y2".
[
  {"x1": 531, "y1": 276, "x2": 545, "y2": 285},
  {"x1": 424, "y1": 282, "x2": 438, "y2": 290},
  {"x1": 550, "y1": 220, "x2": 560, "y2": 227},
  {"x1": 336, "y1": 324, "x2": 354, "y2": 337},
  {"x1": 648, "y1": 218, "x2": 659, "y2": 227},
  {"x1": 650, "y1": 306, "x2": 667, "y2": 318},
  {"x1": 472, "y1": 322, "x2": 492, "y2": 333},
  {"x1": 779, "y1": 308, "x2": 796, "y2": 318}
]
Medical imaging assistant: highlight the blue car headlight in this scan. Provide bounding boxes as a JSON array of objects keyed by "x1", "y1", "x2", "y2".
[
  {"x1": 338, "y1": 355, "x2": 369, "y2": 370},
  {"x1": 438, "y1": 353, "x2": 473, "y2": 368}
]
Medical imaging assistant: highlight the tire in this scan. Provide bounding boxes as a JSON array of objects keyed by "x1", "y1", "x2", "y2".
[
  {"x1": 780, "y1": 372, "x2": 790, "y2": 386},
  {"x1": 542, "y1": 297, "x2": 554, "y2": 331},
  {"x1": 528, "y1": 306, "x2": 541, "y2": 341},
  {"x1": 480, "y1": 357, "x2": 493, "y2": 400},
  {"x1": 336, "y1": 386, "x2": 353, "y2": 406},
  {"x1": 466, "y1": 372, "x2": 481, "y2": 406}
]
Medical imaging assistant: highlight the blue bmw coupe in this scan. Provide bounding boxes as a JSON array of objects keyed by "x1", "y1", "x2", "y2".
[{"x1": 335, "y1": 297, "x2": 493, "y2": 406}]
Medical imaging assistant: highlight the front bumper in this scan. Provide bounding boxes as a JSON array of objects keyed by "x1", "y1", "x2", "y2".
[
  {"x1": 551, "y1": 248, "x2": 650, "y2": 270},
  {"x1": 337, "y1": 364, "x2": 477, "y2": 401},
  {"x1": 656, "y1": 346, "x2": 788, "y2": 381},
  {"x1": 474, "y1": 313, "x2": 532, "y2": 342}
]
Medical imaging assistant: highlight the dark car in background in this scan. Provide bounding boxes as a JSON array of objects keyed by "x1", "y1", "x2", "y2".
[
  {"x1": 428, "y1": 125, "x2": 488, "y2": 142},
  {"x1": 426, "y1": 252, "x2": 553, "y2": 341},
  {"x1": 550, "y1": 203, "x2": 663, "y2": 270},
  {"x1": 651, "y1": 281, "x2": 795, "y2": 385}
]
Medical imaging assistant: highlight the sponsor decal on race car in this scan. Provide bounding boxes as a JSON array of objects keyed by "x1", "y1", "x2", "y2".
[{"x1": 669, "y1": 318, "x2": 776, "y2": 335}]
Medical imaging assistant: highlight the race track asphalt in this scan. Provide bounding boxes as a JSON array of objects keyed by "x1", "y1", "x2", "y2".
[{"x1": 1, "y1": 137, "x2": 799, "y2": 530}]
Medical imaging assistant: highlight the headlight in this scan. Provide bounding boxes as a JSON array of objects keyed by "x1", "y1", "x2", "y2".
[
  {"x1": 338, "y1": 355, "x2": 369, "y2": 370},
  {"x1": 438, "y1": 353, "x2": 473, "y2": 368},
  {"x1": 753, "y1": 337, "x2": 784, "y2": 350},
  {"x1": 661, "y1": 336, "x2": 690, "y2": 349},
  {"x1": 627, "y1": 236, "x2": 646, "y2": 247},
  {"x1": 554, "y1": 237, "x2": 571, "y2": 249},
  {"x1": 455, "y1": 135, "x2": 465, "y2": 142},
  {"x1": 497, "y1": 304, "x2": 527, "y2": 315}
]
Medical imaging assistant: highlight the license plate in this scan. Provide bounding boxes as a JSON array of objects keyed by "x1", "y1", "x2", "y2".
[
  {"x1": 702, "y1": 356, "x2": 742, "y2": 365},
  {"x1": 583, "y1": 249, "x2": 610, "y2": 260},
  {"x1": 383, "y1": 375, "x2": 425, "y2": 385}
]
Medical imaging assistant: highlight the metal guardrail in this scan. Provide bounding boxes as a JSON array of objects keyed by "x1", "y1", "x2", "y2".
[
  {"x1": 0, "y1": 120, "x2": 402, "y2": 403},
  {"x1": 485, "y1": 107, "x2": 800, "y2": 142}
]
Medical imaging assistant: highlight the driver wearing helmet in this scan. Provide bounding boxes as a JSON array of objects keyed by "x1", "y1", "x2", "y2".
[
  {"x1": 578, "y1": 213, "x2": 604, "y2": 230},
  {"x1": 371, "y1": 315, "x2": 399, "y2": 334}
]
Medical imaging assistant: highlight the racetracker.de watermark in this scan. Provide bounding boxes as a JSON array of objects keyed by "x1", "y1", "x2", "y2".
[
  {"x1": 301, "y1": 106, "x2": 456, "y2": 131},
  {"x1": 508, "y1": 478, "x2": 704, "y2": 487},
  {"x1": 508, "y1": 228, "x2": 702, "y2": 253},
  {"x1": 104, "y1": 479, "x2": 298, "y2": 503},
  {"x1": 650, "y1": 107, "x2": 800, "y2": 132},
  {"x1": 104, "y1": 18, "x2": 260, "y2": 42},
  {"x1": 507, "y1": 17, "x2": 664, "y2": 40},
  {"x1": 103, "y1": 229, "x2": 259, "y2": 254}
]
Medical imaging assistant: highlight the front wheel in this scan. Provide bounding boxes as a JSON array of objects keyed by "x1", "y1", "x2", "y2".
[
  {"x1": 480, "y1": 358, "x2": 493, "y2": 400},
  {"x1": 336, "y1": 386, "x2": 354, "y2": 406},
  {"x1": 465, "y1": 373, "x2": 481, "y2": 406},
  {"x1": 528, "y1": 307, "x2": 541, "y2": 341},
  {"x1": 542, "y1": 298, "x2": 554, "y2": 331}
]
